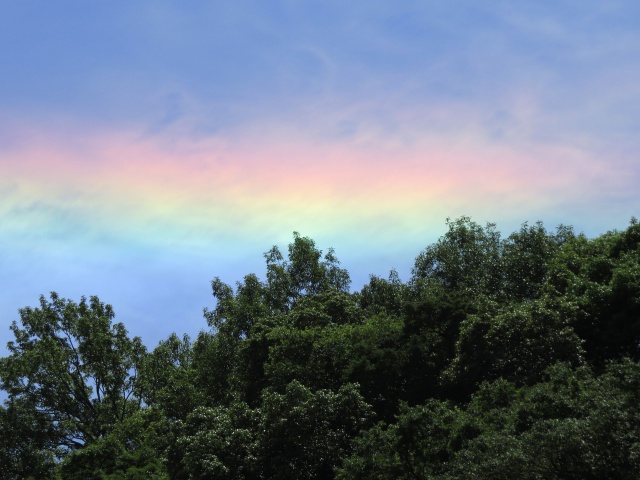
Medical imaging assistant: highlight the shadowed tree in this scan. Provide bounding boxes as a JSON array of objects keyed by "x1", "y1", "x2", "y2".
[{"x1": 0, "y1": 293, "x2": 147, "y2": 467}]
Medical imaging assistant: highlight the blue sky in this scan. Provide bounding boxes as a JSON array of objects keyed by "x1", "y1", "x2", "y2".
[{"x1": 1, "y1": 1, "x2": 639, "y2": 349}]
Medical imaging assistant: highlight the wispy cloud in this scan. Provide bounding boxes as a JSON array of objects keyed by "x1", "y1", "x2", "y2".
[{"x1": 1, "y1": 0, "x2": 638, "y2": 344}]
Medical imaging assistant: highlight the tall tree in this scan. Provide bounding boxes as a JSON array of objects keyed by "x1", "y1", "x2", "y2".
[
  {"x1": 546, "y1": 219, "x2": 640, "y2": 366},
  {"x1": 0, "y1": 293, "x2": 146, "y2": 458},
  {"x1": 412, "y1": 216, "x2": 502, "y2": 297}
]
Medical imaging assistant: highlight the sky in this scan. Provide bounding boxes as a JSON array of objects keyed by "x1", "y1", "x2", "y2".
[{"x1": 1, "y1": 0, "x2": 639, "y2": 348}]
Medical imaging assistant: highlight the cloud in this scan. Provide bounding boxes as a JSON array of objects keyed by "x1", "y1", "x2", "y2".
[{"x1": 2, "y1": 0, "x2": 639, "y2": 344}]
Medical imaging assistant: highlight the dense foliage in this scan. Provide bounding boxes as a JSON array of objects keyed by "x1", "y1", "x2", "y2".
[{"x1": 2, "y1": 218, "x2": 640, "y2": 479}]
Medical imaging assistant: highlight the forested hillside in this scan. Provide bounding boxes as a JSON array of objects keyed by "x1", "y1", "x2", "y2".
[{"x1": 2, "y1": 217, "x2": 640, "y2": 479}]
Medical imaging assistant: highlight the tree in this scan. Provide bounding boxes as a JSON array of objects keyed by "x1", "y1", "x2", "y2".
[
  {"x1": 406, "y1": 217, "x2": 504, "y2": 402},
  {"x1": 356, "y1": 269, "x2": 406, "y2": 317},
  {"x1": 260, "y1": 381, "x2": 373, "y2": 480},
  {"x1": 199, "y1": 234, "x2": 352, "y2": 405},
  {"x1": 545, "y1": 219, "x2": 640, "y2": 366},
  {"x1": 412, "y1": 217, "x2": 502, "y2": 297},
  {"x1": 58, "y1": 409, "x2": 169, "y2": 480},
  {"x1": 444, "y1": 298, "x2": 584, "y2": 394},
  {"x1": 177, "y1": 402, "x2": 261, "y2": 480},
  {"x1": 501, "y1": 221, "x2": 573, "y2": 301},
  {"x1": 0, "y1": 401, "x2": 57, "y2": 479},
  {"x1": 263, "y1": 232, "x2": 351, "y2": 313},
  {"x1": 0, "y1": 293, "x2": 146, "y2": 460},
  {"x1": 138, "y1": 333, "x2": 203, "y2": 421},
  {"x1": 176, "y1": 381, "x2": 373, "y2": 480},
  {"x1": 448, "y1": 362, "x2": 640, "y2": 479},
  {"x1": 337, "y1": 400, "x2": 460, "y2": 480}
]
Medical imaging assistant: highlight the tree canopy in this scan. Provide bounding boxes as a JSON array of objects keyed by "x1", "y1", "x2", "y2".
[{"x1": 2, "y1": 219, "x2": 640, "y2": 478}]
